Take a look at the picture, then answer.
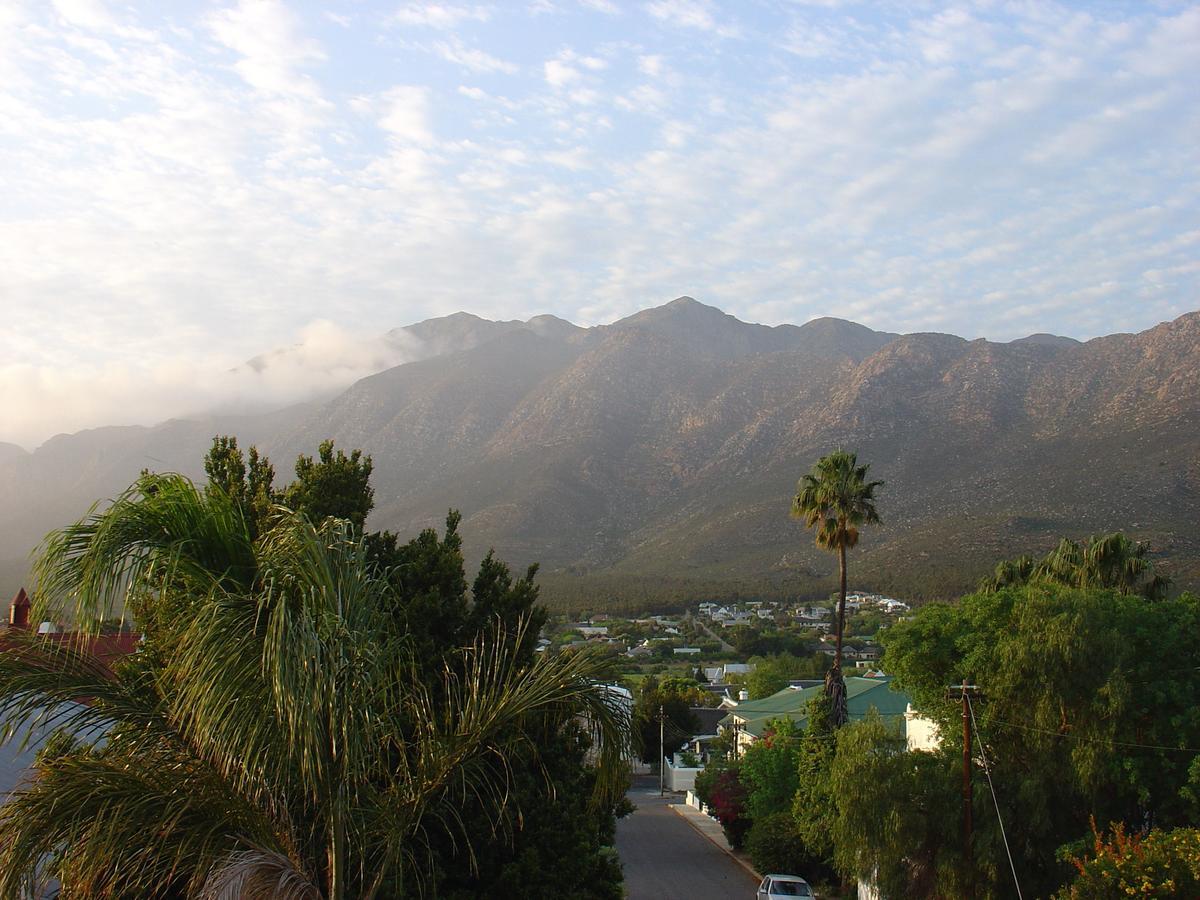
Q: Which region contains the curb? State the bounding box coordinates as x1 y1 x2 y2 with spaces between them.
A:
668 804 761 883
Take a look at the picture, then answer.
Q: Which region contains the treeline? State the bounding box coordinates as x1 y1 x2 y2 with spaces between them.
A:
537 572 832 616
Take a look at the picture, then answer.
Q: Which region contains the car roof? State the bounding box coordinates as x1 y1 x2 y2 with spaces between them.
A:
765 874 810 882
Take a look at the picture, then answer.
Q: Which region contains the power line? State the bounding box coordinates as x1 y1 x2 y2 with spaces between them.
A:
985 717 1200 754
968 694 1023 900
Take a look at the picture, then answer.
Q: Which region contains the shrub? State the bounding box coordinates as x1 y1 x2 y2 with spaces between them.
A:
695 761 752 849
746 812 808 874
1057 823 1200 899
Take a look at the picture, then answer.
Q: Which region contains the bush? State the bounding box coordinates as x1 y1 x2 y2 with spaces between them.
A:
695 760 752 850
1057 824 1200 899
746 812 807 874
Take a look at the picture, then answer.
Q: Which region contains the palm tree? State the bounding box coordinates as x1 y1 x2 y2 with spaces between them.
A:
979 554 1036 593
791 450 883 727
0 474 629 899
980 533 1170 601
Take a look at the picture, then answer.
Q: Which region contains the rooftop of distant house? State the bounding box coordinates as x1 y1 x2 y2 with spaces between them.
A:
3 588 140 668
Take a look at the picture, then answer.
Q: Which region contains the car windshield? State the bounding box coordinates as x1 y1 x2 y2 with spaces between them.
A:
771 883 812 896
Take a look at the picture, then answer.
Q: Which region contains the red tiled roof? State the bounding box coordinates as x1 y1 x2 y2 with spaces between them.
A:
0 631 141 671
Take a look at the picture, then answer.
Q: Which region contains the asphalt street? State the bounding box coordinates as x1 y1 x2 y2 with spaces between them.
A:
615 777 759 900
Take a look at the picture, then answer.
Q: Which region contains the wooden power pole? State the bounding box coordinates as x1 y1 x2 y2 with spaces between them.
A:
949 680 983 896
659 704 665 796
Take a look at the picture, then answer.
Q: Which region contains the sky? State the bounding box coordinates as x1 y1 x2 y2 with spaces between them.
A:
1 0 1198 448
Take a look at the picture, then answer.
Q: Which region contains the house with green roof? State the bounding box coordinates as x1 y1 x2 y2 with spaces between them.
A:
721 675 912 754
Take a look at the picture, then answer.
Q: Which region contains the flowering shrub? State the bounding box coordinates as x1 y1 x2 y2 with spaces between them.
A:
695 761 752 849
1057 822 1200 898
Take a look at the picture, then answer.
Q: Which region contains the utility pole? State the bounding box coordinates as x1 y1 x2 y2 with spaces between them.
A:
659 704 666 796
949 680 983 897
962 679 973 887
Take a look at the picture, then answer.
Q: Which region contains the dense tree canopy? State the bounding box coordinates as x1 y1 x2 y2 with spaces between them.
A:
879 581 1200 896
631 675 709 763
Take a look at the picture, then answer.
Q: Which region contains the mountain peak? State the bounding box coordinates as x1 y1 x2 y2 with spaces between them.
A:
1009 332 1080 349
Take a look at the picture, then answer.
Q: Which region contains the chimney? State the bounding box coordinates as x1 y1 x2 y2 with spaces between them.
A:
738 689 749 701
9 588 31 629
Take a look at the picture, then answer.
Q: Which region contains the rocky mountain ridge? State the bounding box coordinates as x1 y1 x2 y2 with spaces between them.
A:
2 298 1197 605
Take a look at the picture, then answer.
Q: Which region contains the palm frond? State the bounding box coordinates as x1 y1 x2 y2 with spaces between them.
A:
0 740 280 898
33 474 256 631
199 849 322 900
0 632 169 751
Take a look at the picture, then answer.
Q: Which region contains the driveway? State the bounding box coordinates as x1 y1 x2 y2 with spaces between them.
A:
615 777 759 900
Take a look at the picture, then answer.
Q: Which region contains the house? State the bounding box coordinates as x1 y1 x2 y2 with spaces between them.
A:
2 589 136 808
703 662 755 683
904 703 942 752
4 588 140 667
700 683 734 702
720 677 913 756
673 647 701 656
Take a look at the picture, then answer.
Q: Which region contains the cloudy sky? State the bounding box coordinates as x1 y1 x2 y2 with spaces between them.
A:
1 0 1198 448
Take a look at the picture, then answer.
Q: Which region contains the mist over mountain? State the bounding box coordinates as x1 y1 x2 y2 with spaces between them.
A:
2 298 1197 605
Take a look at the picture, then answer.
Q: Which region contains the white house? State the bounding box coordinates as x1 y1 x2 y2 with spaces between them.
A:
904 703 942 752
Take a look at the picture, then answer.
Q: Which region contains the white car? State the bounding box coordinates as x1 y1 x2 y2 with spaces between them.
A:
757 873 814 898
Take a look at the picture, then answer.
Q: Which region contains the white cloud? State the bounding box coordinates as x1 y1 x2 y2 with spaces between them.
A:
2 1 1198 446
544 56 580 87
637 53 663 76
208 0 325 98
0 321 425 449
390 4 491 29
51 0 115 31
645 0 737 37
433 37 518 73
376 85 434 143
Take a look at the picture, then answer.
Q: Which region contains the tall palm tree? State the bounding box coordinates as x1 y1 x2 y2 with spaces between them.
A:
0 475 629 899
791 450 883 727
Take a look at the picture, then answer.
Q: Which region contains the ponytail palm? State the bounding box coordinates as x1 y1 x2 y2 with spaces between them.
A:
0 477 629 898
791 449 882 727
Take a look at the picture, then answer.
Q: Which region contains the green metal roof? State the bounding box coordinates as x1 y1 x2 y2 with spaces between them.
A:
722 676 911 739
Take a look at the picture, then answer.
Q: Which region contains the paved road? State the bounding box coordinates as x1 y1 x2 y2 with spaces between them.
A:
616 777 759 900
692 615 735 654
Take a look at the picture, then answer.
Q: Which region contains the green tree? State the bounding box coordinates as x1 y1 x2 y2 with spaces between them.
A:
821 714 965 897
791 449 882 726
792 693 836 860
745 653 828 699
284 439 375 530
741 718 803 820
631 675 704 763
881 581 1200 897
745 812 816 880
3 474 630 899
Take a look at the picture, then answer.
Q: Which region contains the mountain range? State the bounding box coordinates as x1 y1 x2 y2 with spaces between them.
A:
3 297 1198 609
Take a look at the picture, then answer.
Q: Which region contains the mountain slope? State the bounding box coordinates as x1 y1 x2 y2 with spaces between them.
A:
2 301 1197 604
